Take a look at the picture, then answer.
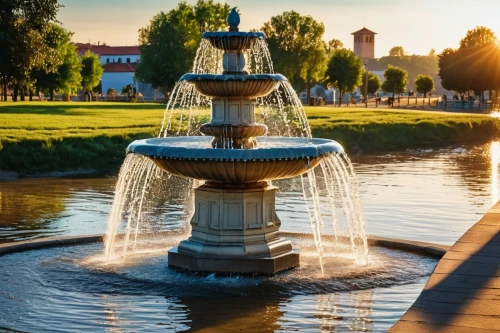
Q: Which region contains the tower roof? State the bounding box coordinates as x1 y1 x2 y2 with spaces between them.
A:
351 27 377 35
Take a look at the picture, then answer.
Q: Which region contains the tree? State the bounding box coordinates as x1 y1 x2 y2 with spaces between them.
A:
193 0 230 32
135 1 230 95
415 74 434 97
0 0 61 101
324 48 364 106
359 71 382 96
460 26 497 49
262 11 327 103
389 46 405 57
438 27 500 97
80 51 103 101
107 88 116 98
377 55 439 92
381 65 408 97
438 48 463 92
56 44 82 99
325 38 343 56
31 24 82 101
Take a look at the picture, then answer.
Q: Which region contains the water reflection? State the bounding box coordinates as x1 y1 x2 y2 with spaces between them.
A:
0 177 114 242
1 142 500 246
87 292 378 332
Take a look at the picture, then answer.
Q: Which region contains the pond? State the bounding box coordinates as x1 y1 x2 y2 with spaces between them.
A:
0 141 498 332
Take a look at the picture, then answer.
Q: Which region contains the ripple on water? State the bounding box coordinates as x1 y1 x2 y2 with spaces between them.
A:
0 239 436 332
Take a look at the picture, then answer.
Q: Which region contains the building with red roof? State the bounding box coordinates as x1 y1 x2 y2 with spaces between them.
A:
76 42 157 98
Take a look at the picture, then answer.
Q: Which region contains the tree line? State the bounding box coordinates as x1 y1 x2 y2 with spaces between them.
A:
136 4 442 105
0 0 103 101
3 0 498 105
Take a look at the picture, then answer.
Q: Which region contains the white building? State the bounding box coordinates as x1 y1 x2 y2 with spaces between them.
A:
75 43 158 99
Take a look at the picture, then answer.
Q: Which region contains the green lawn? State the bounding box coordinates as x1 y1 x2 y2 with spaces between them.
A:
305 106 500 151
305 106 492 126
0 102 499 174
0 102 166 143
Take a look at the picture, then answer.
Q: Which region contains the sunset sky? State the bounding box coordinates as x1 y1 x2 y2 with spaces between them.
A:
58 0 500 57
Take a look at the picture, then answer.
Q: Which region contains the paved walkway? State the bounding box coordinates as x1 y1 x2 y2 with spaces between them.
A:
390 201 500 332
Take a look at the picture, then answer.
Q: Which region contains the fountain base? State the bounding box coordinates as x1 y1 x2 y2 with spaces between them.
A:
168 247 299 275
167 181 300 274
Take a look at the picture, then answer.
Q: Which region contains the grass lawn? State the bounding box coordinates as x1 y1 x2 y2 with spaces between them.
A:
305 106 500 151
0 102 499 174
305 106 493 126
0 102 166 143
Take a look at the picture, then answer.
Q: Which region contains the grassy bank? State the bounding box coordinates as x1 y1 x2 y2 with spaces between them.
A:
1 102 499 175
0 102 166 175
306 107 500 152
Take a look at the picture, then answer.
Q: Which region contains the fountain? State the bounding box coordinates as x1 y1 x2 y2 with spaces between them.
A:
107 8 367 274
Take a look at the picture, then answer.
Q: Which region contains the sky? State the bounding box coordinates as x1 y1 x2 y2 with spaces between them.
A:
58 0 500 57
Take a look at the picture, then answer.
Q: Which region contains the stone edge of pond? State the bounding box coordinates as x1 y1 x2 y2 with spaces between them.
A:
0 232 449 258
389 201 500 333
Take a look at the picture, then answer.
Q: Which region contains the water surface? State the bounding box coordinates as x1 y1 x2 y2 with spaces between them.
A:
1 141 498 332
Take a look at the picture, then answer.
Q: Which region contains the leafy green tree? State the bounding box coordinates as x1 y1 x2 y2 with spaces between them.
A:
415 74 434 97
193 0 230 32
326 38 343 56
439 26 500 97
262 11 327 103
32 24 82 101
460 26 497 49
359 71 382 96
438 48 466 93
324 48 364 106
135 1 230 95
389 46 405 57
381 65 408 97
107 88 116 98
80 51 103 101
0 0 61 101
377 55 439 92
57 44 83 99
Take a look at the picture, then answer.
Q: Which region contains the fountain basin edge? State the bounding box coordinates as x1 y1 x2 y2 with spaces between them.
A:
0 233 449 258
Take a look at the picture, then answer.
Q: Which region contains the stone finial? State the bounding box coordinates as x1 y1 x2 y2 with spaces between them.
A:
227 7 240 31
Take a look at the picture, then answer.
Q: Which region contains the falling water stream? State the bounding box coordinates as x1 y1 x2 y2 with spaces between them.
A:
104 35 369 268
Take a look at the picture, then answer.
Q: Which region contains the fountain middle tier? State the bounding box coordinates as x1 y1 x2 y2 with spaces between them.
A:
180 74 286 99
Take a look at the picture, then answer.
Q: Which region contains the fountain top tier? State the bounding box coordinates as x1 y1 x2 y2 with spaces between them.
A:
201 7 266 51
180 7 286 102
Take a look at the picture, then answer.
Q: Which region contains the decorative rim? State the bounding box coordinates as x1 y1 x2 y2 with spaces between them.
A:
127 137 344 161
180 73 287 82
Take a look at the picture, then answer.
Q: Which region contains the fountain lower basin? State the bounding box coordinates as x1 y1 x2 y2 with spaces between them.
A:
127 137 343 183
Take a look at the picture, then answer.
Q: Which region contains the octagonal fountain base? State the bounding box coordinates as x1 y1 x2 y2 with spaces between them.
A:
168 247 299 275
167 181 300 274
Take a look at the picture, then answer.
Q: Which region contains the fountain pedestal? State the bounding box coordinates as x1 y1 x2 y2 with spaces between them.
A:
168 182 299 274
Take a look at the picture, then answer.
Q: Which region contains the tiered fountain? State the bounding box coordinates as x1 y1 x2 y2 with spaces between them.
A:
127 8 343 274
